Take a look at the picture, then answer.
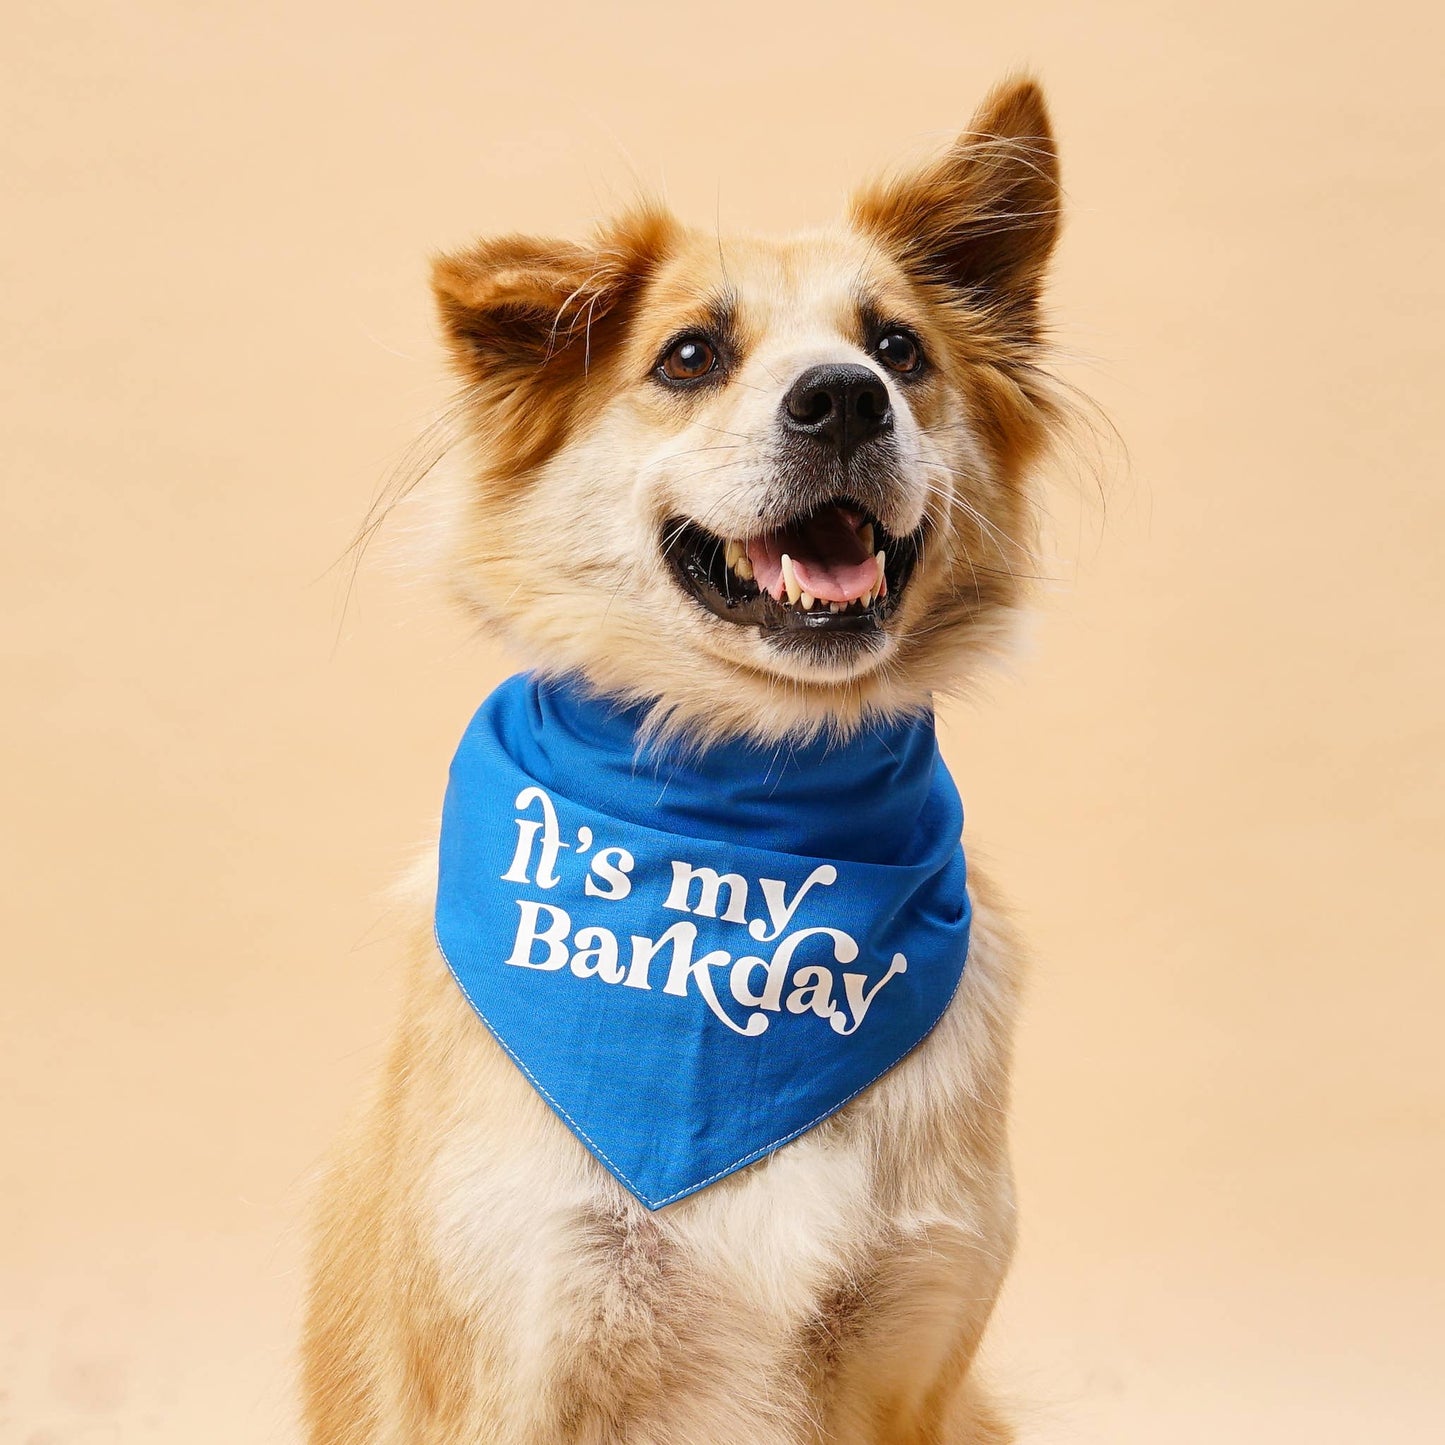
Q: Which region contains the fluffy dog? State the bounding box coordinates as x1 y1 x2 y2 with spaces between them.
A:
303 75 1066 1445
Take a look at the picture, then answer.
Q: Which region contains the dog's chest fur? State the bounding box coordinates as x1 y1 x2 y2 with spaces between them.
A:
306 864 1021 1443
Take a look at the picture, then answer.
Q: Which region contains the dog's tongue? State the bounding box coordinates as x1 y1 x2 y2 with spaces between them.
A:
747 505 878 603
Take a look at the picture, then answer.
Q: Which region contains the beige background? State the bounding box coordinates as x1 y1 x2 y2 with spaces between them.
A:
4 1 1443 1440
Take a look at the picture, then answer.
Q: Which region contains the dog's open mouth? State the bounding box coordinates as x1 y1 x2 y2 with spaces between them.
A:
664 499 920 639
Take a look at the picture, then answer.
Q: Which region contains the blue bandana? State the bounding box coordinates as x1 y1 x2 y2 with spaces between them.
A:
434 674 971 1210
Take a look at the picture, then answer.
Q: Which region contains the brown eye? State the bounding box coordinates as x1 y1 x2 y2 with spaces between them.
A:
659 335 718 382
875 329 922 375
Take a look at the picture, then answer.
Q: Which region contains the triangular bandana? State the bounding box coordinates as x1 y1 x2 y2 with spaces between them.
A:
434 674 971 1209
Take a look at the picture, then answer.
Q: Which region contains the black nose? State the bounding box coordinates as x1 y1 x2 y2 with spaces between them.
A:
781 364 893 458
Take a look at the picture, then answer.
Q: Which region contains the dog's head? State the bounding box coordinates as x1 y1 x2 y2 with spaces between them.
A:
430 78 1063 741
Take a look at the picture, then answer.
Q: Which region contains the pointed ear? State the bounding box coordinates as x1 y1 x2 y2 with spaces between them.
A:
431 206 677 384
851 77 1061 335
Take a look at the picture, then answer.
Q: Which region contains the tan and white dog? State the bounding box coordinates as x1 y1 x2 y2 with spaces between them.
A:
303 76 1066 1445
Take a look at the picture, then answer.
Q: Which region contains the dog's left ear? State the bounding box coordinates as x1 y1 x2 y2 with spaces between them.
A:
851 77 1061 340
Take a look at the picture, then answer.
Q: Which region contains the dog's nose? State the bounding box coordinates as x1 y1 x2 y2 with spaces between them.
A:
781 364 893 458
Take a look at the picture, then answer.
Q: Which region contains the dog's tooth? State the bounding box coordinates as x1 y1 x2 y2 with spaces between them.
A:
781 553 801 604
725 538 743 568
860 522 875 553
734 555 754 582
830 600 843 612
800 592 815 610
875 550 887 597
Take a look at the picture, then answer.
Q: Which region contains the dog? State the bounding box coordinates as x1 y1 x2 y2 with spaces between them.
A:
302 75 1066 1445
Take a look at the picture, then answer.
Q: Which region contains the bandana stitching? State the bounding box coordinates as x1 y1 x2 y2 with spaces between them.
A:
433 916 970 1208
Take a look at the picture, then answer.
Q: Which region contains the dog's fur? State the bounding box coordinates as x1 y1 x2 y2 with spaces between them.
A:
303 77 1065 1444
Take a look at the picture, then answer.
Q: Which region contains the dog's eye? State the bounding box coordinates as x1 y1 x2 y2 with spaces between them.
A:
659 335 718 383
874 330 923 375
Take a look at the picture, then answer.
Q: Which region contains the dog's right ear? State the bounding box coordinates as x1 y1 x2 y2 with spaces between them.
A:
432 207 677 386
432 235 598 377
431 207 677 475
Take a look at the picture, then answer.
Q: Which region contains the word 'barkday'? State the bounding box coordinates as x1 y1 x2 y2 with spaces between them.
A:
499 787 907 1037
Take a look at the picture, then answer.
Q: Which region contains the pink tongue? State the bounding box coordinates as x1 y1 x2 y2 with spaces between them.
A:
789 552 878 603
746 509 878 604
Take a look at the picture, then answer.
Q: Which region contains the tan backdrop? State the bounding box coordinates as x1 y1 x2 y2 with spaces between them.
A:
4 2 1442 1440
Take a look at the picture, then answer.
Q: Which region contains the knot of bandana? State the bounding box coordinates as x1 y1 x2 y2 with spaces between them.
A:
434 674 971 1209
